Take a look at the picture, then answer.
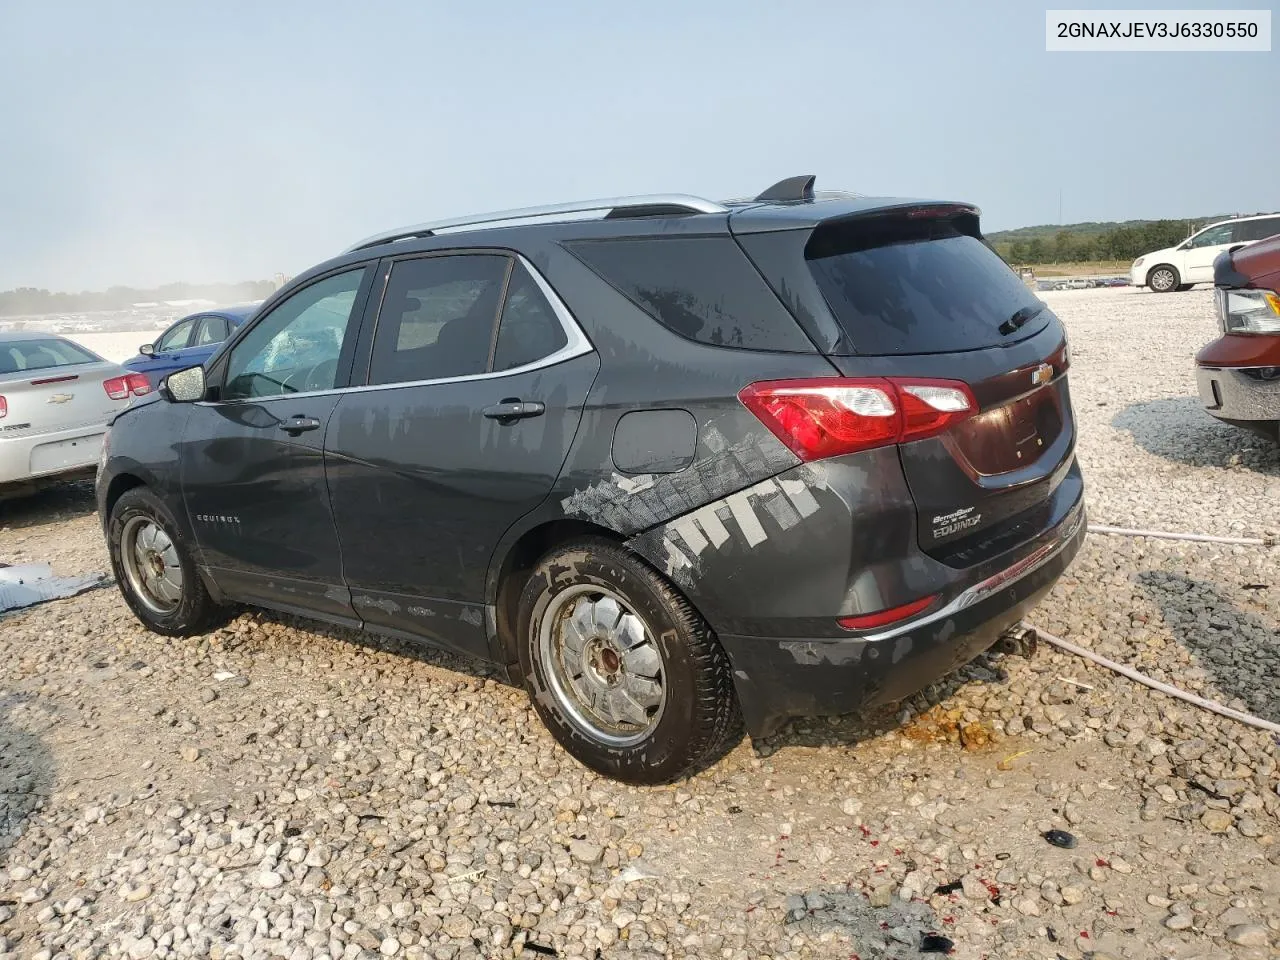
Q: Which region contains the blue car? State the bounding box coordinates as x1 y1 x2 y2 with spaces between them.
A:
123 304 259 387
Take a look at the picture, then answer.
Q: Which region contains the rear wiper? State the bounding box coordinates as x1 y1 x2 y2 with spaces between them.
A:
999 304 1045 336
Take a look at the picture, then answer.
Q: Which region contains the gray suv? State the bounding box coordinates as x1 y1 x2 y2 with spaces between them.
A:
97 175 1085 783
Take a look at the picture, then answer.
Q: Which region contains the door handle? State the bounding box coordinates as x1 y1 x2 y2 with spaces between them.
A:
482 399 545 423
279 415 322 435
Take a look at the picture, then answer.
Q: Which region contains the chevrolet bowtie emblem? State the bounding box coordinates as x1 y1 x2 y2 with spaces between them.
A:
47 393 74 404
1031 363 1053 386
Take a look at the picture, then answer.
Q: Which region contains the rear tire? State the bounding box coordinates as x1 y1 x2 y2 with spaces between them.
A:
516 538 742 784
108 486 229 636
1147 265 1179 292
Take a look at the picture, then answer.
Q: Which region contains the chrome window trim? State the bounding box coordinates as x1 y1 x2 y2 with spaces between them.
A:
199 253 594 407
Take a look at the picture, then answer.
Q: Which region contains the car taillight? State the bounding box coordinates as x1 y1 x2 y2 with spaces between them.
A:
0 395 6 419
104 373 152 400
738 377 977 461
837 594 938 631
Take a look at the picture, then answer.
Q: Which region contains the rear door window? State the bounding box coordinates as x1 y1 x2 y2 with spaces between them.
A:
367 255 509 386
195 315 231 345
565 236 811 352
805 218 1047 356
1241 217 1280 243
492 262 568 371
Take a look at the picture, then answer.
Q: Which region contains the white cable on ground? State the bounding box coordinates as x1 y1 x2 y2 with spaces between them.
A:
1025 623 1280 736
1088 523 1274 547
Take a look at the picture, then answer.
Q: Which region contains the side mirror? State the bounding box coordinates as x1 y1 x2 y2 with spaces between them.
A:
140 343 155 357
160 365 206 403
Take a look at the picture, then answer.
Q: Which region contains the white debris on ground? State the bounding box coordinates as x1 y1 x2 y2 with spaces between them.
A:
1 286 1278 960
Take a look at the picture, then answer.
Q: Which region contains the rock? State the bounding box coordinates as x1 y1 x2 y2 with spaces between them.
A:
120 882 152 902
569 840 603 864
785 894 808 922
305 844 332 867
441 915 474 939
380 937 401 956
1224 924 1268 947
868 882 895 908
1060 885 1084 905
1201 810 1233 833
1013 897 1040 917
257 871 284 889
1164 913 1193 931
181 746 200 762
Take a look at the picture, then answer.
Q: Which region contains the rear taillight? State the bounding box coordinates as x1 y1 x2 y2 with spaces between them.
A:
0 395 6 419
738 377 977 461
837 594 938 631
104 373 152 400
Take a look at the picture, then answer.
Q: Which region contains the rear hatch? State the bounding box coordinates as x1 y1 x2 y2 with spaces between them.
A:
741 205 1078 567
0 338 141 438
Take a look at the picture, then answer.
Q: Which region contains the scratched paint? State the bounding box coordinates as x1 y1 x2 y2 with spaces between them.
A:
630 464 831 587
354 594 401 616
560 424 797 535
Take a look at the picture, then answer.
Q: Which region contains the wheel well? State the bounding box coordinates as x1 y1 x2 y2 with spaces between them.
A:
104 473 145 520
494 519 623 675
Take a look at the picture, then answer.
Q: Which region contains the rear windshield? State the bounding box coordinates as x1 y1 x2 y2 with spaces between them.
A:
806 218 1046 355
0 338 98 375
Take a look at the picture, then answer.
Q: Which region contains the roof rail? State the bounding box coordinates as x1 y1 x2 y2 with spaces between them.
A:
343 194 728 253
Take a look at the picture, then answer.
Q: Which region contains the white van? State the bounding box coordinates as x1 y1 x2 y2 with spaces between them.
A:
1130 213 1280 292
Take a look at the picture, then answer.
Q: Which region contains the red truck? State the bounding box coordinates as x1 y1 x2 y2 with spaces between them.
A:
1197 234 1280 442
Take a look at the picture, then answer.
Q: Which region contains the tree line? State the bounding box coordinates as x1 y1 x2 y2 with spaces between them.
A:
0 280 277 317
991 220 1200 265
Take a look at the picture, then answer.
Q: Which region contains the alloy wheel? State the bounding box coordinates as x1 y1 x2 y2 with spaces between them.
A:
538 585 667 746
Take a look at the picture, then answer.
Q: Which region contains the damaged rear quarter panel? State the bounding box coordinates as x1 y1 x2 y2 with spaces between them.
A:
627 449 951 637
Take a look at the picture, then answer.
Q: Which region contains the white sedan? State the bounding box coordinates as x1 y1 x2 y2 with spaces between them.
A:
0 332 150 487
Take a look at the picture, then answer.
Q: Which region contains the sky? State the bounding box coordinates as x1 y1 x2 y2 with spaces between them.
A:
0 1 1276 291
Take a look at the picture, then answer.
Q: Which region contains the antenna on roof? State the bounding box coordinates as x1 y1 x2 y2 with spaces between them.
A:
754 175 817 203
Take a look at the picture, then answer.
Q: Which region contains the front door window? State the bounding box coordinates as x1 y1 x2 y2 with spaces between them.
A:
224 269 367 400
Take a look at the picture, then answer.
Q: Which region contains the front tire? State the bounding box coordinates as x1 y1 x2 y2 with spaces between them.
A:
516 538 741 784
108 487 229 636
1147 265 1180 292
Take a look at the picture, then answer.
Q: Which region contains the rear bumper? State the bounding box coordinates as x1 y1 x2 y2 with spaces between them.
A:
1196 365 1280 425
0 424 107 484
720 499 1086 738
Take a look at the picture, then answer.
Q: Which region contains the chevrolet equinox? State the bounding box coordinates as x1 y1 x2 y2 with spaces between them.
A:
97 175 1086 783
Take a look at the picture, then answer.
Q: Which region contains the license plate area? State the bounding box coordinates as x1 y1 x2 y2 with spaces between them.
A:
29 433 103 474
948 384 1064 477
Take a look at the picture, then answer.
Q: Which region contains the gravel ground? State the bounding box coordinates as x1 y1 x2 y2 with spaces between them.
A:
2 286 1278 960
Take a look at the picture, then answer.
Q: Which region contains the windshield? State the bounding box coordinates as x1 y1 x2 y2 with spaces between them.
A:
0 338 99 375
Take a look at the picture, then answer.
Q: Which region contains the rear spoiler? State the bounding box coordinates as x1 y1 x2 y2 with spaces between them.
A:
728 197 981 235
